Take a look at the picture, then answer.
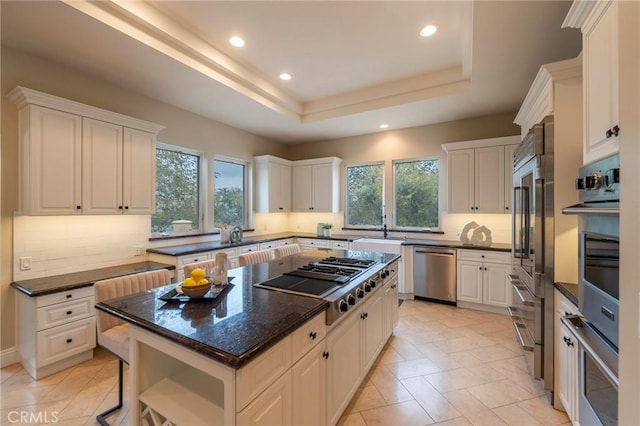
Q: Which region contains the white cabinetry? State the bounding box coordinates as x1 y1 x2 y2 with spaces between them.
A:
17 286 96 379
383 264 400 337
456 250 511 312
564 1 618 164
296 238 331 251
326 311 361 425
254 155 292 213
554 289 580 423
361 292 384 373
291 343 326 426
10 87 163 216
292 157 342 212
444 136 519 214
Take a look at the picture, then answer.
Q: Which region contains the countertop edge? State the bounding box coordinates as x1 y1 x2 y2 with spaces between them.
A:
95 300 329 369
554 282 579 307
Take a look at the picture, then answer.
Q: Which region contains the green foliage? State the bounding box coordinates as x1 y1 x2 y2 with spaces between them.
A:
395 160 439 228
214 187 244 227
152 149 200 233
346 164 383 226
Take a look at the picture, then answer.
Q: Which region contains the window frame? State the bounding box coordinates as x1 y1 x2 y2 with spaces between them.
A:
211 155 252 230
344 161 385 229
392 156 441 231
152 142 206 237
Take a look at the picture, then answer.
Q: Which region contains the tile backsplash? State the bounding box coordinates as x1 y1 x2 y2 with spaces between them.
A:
13 215 151 281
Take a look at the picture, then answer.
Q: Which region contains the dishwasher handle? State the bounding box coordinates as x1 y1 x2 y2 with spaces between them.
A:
414 249 456 256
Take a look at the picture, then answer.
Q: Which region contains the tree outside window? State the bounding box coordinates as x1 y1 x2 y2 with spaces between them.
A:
152 147 200 234
394 158 439 229
346 163 383 227
213 159 246 228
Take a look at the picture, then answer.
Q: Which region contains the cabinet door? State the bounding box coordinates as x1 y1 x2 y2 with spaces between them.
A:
557 322 578 422
237 370 292 426
474 146 505 213
362 292 384 372
456 261 482 303
383 277 399 338
448 149 475 213
326 312 361 425
24 106 82 215
311 163 333 212
82 118 123 214
504 144 518 214
292 343 326 426
292 165 313 211
278 163 292 212
123 128 156 214
583 1 619 164
482 263 510 307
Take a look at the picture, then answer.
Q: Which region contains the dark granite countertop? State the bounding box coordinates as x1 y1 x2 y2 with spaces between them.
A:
11 261 176 297
96 249 399 369
555 282 579 307
148 233 511 256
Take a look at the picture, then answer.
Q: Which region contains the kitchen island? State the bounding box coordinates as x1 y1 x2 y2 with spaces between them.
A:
96 249 400 426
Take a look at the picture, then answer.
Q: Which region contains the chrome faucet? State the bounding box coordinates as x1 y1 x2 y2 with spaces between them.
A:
381 206 388 238
382 223 388 239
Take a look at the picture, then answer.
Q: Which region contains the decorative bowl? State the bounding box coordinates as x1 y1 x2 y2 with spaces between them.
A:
179 283 211 298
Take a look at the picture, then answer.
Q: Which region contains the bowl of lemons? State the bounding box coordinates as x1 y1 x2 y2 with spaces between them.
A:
180 268 211 298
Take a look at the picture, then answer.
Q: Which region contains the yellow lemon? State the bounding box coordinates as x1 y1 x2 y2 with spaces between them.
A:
199 278 210 285
190 268 206 281
182 277 198 287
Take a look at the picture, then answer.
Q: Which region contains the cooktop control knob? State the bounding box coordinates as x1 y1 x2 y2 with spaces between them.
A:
356 288 364 298
364 283 371 292
605 168 620 188
575 178 585 190
382 269 390 278
584 173 603 190
347 294 356 305
339 300 348 312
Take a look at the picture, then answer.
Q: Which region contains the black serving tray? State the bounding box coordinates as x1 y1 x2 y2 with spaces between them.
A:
159 279 234 303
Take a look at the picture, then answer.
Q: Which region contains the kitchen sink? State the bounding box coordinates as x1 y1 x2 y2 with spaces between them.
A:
352 238 403 254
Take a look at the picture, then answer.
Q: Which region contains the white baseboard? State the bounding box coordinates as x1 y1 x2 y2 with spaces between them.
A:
1 346 20 368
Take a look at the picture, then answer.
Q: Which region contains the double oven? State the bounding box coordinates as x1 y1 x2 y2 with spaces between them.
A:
562 154 620 425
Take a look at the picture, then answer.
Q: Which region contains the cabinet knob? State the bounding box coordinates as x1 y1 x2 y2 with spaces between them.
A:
76 205 81 210
505 206 509 210
125 206 129 210
484 267 487 271
322 351 329 359
66 310 72 315
66 338 73 344
309 331 317 340
66 294 73 299
118 206 123 210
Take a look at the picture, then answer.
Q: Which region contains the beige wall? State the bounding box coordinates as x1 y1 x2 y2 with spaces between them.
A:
0 46 288 353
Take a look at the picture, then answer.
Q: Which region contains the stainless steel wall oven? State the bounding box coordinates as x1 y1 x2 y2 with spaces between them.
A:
562 153 620 425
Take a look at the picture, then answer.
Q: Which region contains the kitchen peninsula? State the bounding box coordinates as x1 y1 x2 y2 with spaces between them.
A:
96 249 400 426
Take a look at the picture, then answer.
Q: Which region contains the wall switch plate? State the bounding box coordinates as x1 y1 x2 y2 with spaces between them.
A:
134 246 145 256
20 256 32 271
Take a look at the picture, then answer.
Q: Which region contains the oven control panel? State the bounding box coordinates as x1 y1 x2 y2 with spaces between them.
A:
575 154 620 203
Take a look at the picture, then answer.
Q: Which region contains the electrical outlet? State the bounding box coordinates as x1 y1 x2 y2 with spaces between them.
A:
134 246 145 256
20 256 32 271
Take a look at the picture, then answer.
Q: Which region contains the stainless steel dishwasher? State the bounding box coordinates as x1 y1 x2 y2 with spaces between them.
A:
412 246 457 304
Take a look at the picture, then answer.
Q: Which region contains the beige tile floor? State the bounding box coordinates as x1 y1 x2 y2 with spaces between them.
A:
1 299 569 425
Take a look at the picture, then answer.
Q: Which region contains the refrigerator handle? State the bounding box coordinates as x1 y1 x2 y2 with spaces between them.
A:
512 186 522 259
534 178 544 274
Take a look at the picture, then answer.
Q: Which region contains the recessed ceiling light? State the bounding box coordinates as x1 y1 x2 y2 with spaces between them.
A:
279 73 292 81
379 124 389 129
229 36 245 47
420 24 438 37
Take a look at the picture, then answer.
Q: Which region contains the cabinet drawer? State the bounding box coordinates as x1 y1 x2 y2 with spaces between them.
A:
330 241 349 249
178 252 210 267
35 286 94 308
259 242 277 250
291 313 326 363
237 335 292 411
36 296 95 331
238 245 260 255
275 239 295 247
214 247 238 259
457 249 510 264
36 317 96 367
297 239 330 248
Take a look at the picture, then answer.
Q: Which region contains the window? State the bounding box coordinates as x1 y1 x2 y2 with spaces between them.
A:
393 158 439 229
346 163 383 227
213 158 247 228
152 144 201 235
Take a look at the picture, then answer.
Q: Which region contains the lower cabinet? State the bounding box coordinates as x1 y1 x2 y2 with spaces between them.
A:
554 289 580 423
456 250 511 311
292 339 327 426
237 371 293 426
383 269 399 337
362 292 384 373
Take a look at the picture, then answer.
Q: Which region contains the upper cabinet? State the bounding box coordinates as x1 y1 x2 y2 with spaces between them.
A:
254 155 292 213
10 87 164 216
563 1 618 164
444 137 519 214
292 157 342 213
